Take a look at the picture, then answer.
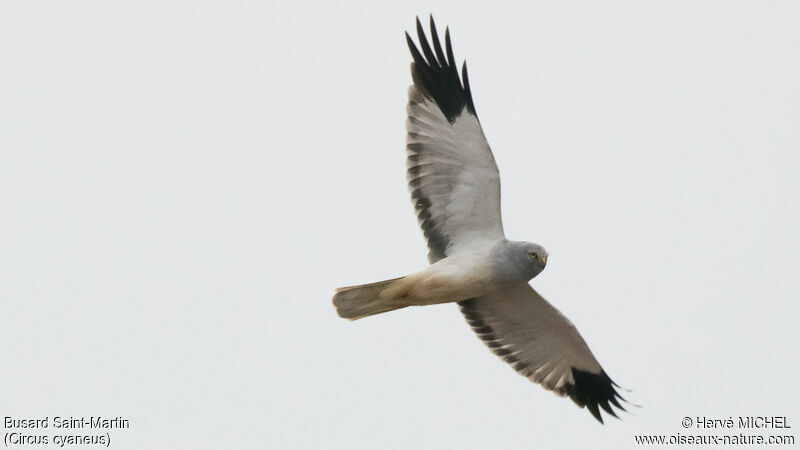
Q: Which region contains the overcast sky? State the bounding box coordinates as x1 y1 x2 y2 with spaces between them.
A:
1 1 799 449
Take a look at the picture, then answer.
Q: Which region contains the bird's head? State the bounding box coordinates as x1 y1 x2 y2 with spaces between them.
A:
523 242 548 278
493 241 548 282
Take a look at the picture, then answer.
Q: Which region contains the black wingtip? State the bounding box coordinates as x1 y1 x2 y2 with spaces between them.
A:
406 16 477 122
565 368 628 424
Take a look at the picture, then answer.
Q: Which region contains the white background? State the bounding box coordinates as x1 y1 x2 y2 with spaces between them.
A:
1 1 798 449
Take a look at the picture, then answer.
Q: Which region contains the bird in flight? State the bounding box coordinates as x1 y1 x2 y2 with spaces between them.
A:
333 16 627 423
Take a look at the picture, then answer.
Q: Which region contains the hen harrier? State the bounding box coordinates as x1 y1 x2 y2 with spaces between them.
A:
333 16 627 423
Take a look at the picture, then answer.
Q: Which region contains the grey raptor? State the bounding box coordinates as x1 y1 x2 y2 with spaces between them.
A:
333 16 628 423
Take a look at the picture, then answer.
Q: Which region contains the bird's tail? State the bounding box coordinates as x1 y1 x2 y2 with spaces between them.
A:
333 277 406 320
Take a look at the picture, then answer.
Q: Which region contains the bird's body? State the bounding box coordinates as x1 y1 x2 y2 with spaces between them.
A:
335 240 547 318
333 16 628 423
380 249 496 307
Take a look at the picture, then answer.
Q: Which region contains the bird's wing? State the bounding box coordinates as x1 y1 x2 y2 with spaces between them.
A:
459 283 626 423
405 17 504 263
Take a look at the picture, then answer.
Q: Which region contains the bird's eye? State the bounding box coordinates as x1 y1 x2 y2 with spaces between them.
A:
528 252 537 260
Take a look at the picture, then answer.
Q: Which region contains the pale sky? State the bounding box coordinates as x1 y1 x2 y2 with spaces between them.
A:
1 1 798 449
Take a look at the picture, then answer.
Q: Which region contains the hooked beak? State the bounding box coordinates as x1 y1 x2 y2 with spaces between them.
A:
541 255 547 265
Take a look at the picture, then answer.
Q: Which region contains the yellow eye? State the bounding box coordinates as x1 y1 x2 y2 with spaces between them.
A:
528 252 537 260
